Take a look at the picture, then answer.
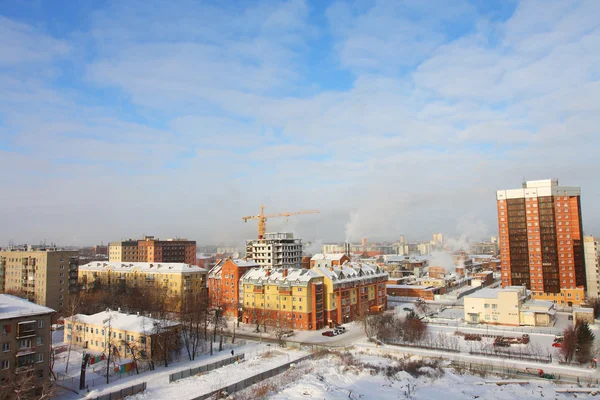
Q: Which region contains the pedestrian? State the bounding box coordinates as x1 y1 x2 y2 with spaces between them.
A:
231 349 234 356
594 357 598 368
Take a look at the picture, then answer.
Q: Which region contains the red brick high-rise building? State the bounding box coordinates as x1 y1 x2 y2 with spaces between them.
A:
496 179 586 305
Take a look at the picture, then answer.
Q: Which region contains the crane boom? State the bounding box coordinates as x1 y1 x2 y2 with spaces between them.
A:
242 205 320 239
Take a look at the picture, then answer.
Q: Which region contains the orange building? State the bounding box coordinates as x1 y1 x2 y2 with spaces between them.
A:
428 266 446 279
310 253 350 268
497 179 586 305
208 259 260 317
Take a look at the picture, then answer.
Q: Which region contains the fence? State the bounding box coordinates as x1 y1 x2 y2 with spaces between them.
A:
169 353 245 383
468 349 552 364
383 338 461 353
90 382 147 400
448 360 599 386
191 353 315 400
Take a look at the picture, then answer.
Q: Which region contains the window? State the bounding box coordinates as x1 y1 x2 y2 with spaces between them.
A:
37 320 44 329
140 336 146 344
36 353 43 363
1 360 8 370
37 337 43 346
492 304 497 309
484 304 490 309
2 343 9 352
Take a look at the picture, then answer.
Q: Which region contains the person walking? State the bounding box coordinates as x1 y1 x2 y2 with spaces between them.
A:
231 349 234 356
593 357 597 368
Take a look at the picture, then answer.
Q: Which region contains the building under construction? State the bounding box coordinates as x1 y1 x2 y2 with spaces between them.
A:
245 232 303 269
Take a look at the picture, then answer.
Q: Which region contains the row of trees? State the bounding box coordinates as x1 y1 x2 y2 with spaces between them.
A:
559 321 595 365
361 311 428 344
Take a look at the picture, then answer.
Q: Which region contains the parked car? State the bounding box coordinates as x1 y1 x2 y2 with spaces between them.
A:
322 331 334 337
552 342 562 348
554 335 564 343
493 339 510 347
403 307 412 312
335 326 346 332
334 328 345 335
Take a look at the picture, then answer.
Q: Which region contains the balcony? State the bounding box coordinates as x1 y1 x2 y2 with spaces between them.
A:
17 321 36 339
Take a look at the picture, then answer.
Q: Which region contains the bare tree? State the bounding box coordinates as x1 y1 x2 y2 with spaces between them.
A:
179 291 209 361
559 325 577 364
0 371 56 400
63 294 82 374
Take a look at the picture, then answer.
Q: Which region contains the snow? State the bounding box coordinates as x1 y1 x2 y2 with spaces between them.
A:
79 261 206 274
64 310 178 333
0 294 55 318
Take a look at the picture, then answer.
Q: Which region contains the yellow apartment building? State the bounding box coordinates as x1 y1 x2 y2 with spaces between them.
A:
78 262 207 307
64 309 179 361
240 268 325 330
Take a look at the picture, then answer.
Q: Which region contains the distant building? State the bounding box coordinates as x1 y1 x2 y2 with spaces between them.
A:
109 236 196 264
64 309 180 362
497 179 586 305
310 254 350 268
469 241 499 256
245 232 302 269
0 249 78 318
386 285 445 301
464 286 555 327
432 233 443 246
584 236 599 299
0 295 54 391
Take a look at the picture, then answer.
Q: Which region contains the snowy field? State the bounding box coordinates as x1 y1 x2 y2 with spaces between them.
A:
235 348 600 400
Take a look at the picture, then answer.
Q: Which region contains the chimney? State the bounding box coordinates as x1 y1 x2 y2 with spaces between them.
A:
283 268 288 278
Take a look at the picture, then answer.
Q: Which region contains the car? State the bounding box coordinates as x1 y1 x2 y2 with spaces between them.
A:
332 330 339 336
321 331 334 337
335 326 346 332
403 307 412 312
493 340 510 347
333 329 344 335
552 342 562 348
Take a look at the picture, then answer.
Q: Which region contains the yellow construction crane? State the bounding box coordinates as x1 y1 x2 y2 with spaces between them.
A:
242 205 320 239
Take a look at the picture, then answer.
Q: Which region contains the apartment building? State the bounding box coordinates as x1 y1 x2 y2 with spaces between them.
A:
497 179 586 305
78 262 207 304
0 295 54 393
0 249 78 317
313 262 388 326
245 232 302 269
239 267 325 330
207 259 259 317
64 309 180 361
464 286 555 327
108 236 196 264
584 236 600 299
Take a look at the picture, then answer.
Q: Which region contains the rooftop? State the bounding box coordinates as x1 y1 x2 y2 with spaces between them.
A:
311 253 347 261
0 295 55 319
65 310 179 333
241 267 321 284
79 261 206 274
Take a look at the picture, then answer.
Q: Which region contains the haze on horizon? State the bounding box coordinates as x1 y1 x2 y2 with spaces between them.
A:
1 0 599 247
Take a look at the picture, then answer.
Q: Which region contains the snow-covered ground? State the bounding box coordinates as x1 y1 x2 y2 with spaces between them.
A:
236 348 600 400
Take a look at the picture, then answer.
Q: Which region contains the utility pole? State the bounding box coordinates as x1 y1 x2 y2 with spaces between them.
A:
103 314 114 385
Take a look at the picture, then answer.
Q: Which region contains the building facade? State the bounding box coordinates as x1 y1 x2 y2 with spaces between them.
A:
0 249 78 317
584 236 599 299
313 262 388 326
78 262 207 307
310 253 350 268
464 286 555 327
245 232 302 269
64 309 180 362
109 236 196 264
207 259 259 317
240 267 325 330
496 179 586 305
0 295 54 394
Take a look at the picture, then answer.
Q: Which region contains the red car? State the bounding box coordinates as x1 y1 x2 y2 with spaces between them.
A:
322 331 334 337
552 342 562 348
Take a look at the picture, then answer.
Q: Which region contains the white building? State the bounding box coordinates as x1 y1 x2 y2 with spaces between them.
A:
245 232 303 269
584 236 600 299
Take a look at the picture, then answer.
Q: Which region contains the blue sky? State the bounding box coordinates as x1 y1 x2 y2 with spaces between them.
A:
1 0 599 247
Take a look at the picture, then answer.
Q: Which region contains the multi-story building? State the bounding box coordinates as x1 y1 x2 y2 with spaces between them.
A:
464 286 555 327
310 253 350 268
245 233 302 269
207 259 259 317
64 309 180 362
108 240 138 262
432 233 443 247
0 295 54 393
78 262 207 307
239 267 325 330
0 249 78 317
584 236 599 299
108 236 196 264
313 262 388 326
496 179 586 306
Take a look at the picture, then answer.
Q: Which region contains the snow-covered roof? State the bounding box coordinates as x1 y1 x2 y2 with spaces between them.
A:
65 310 179 333
0 295 55 319
241 267 321 286
387 284 434 290
310 253 347 261
79 262 206 275
521 300 555 311
314 261 388 284
465 286 526 300
209 259 261 278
